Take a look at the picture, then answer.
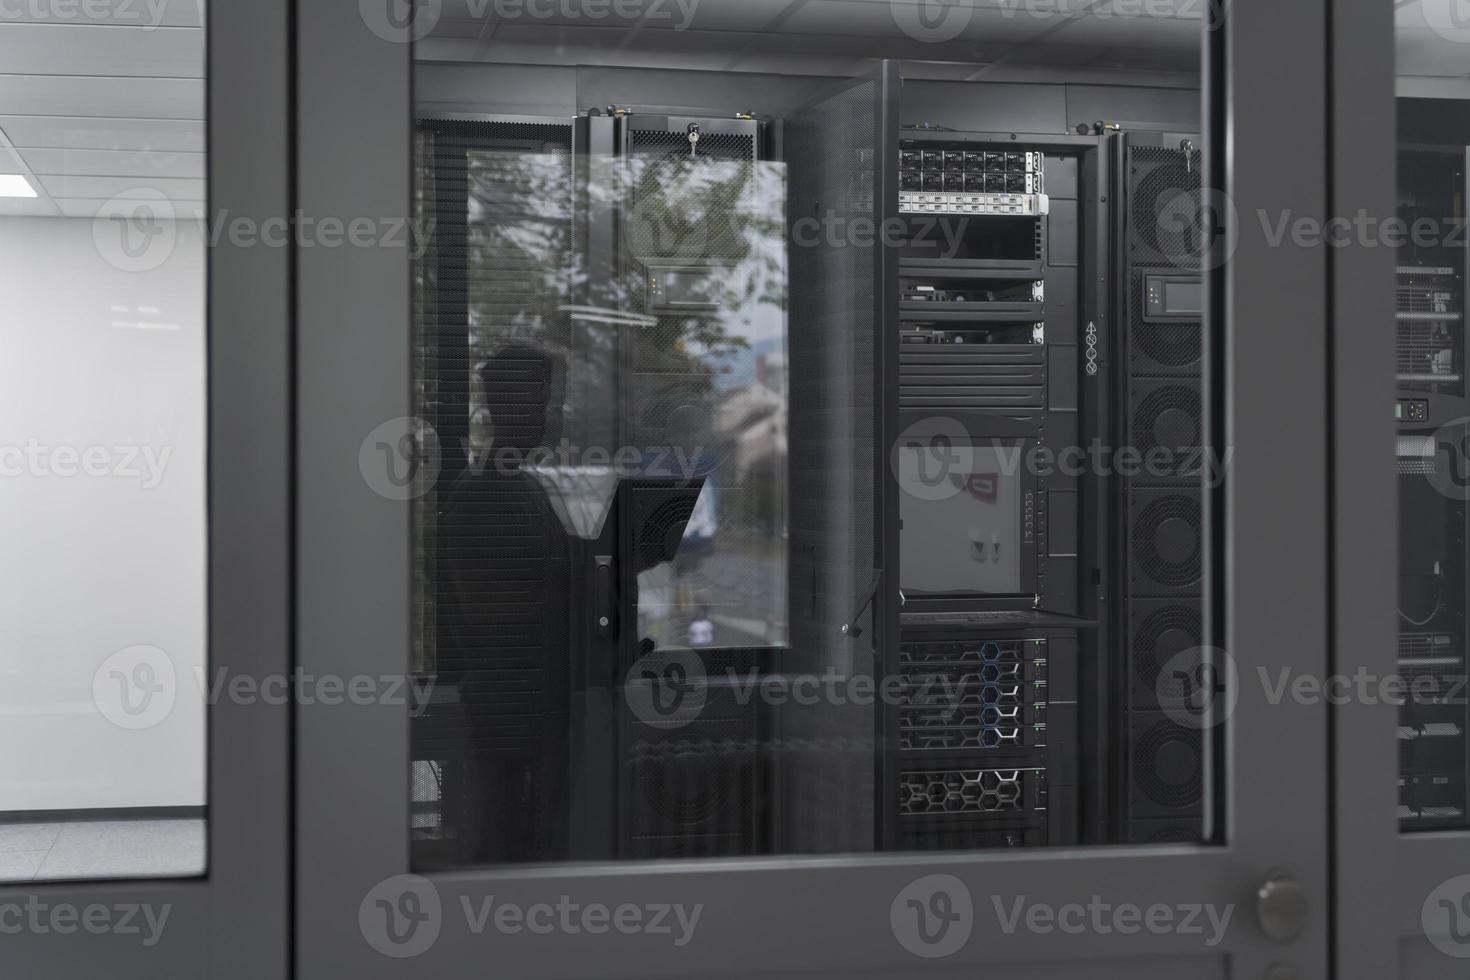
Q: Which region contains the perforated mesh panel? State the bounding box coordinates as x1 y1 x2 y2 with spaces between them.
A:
1131 720 1203 810
899 769 1025 816
1129 147 1204 269
1130 491 1204 594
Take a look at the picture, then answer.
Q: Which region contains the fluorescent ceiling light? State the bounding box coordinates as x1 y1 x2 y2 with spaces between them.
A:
0 174 37 198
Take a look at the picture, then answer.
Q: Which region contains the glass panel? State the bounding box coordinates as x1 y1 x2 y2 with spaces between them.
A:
0 4 207 880
402 0 1214 867
1395 4 1470 832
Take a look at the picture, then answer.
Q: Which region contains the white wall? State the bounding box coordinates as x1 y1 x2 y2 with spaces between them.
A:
0 215 206 812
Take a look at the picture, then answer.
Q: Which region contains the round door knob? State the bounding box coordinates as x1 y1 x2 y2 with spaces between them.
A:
1256 875 1308 942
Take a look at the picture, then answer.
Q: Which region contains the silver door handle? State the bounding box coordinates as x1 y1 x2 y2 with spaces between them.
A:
1256 874 1308 942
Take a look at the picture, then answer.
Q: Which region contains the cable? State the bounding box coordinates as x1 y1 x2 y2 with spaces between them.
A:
1399 562 1444 627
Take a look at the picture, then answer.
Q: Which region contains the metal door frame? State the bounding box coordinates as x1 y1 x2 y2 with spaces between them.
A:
1329 3 1470 979
295 1 1337 977
4 1 292 976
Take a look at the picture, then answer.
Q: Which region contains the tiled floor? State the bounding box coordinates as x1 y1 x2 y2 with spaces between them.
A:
0 818 205 882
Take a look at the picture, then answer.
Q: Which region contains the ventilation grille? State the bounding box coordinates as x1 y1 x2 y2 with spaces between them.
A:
1130 492 1204 594
1129 147 1204 269
1131 382 1203 459
1398 321 1457 380
899 641 1032 752
1132 719 1203 810
1132 603 1204 699
899 769 1026 816
1128 276 1202 374
1398 284 1455 314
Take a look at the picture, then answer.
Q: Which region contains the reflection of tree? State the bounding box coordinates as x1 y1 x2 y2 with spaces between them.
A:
414 131 791 653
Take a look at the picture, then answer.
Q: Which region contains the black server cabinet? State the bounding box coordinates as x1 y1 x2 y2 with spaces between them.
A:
1113 131 1209 845
886 128 1110 851
1395 143 1470 830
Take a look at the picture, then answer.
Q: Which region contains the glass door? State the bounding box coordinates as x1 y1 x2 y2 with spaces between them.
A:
1341 3 1470 978
297 1 1336 977
2 1 290 977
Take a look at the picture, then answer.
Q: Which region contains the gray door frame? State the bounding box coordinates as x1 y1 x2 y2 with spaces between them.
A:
1328 2 1401 980
2 1 292 977
1333 5 1470 978
294 1 1337 977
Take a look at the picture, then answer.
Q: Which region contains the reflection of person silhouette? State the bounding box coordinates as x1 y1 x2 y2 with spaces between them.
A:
688 607 715 648
437 346 569 864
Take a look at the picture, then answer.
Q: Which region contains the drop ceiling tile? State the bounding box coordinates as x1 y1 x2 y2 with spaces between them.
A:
0 0 203 27
0 75 203 120
0 115 204 153
0 24 203 77
0 146 25 171
38 174 203 200
21 147 205 179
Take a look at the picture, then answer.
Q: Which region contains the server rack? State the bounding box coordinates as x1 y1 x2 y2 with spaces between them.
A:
1395 143 1470 830
885 129 1110 851
406 71 1223 865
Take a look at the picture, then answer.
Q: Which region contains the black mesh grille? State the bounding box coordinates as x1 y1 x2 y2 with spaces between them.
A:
1130 492 1204 594
1131 603 1204 699
1129 147 1204 269
1130 381 1203 465
1132 720 1203 810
